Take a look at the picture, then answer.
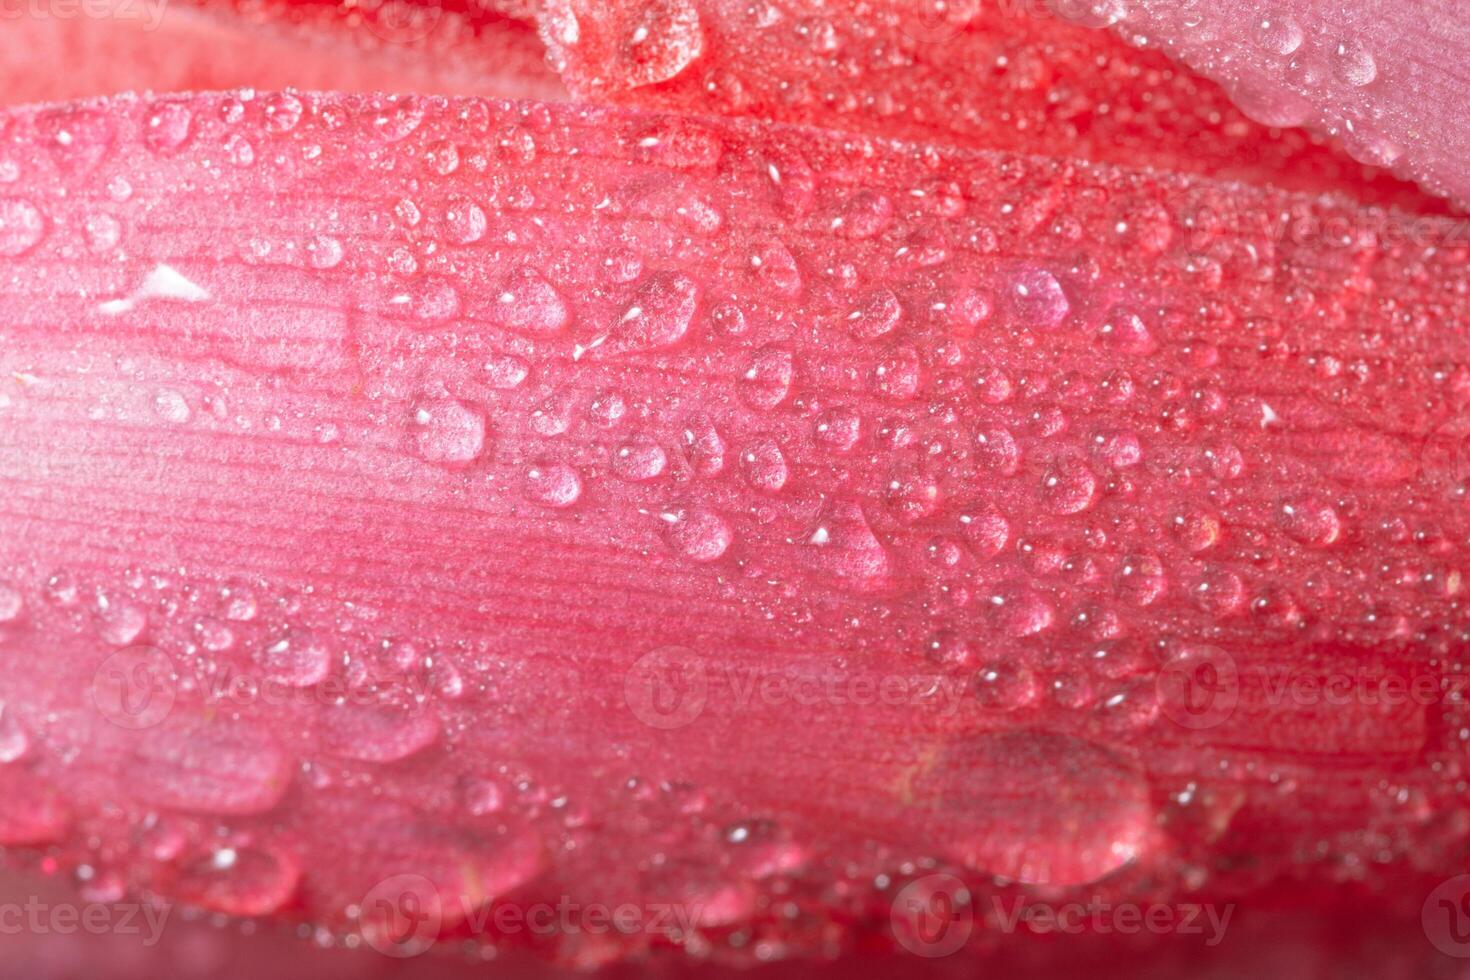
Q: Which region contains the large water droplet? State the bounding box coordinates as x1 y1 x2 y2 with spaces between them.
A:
660 505 733 562
167 845 300 916
910 730 1154 885
594 271 698 356
1278 494 1343 546
741 346 794 410
740 436 788 493
1009 268 1069 330
523 462 583 508
620 0 705 88
257 631 333 687
411 397 486 466
805 501 892 592
492 268 569 337
0 198 44 257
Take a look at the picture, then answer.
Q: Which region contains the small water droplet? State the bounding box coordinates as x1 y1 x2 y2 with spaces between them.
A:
0 704 30 763
660 505 733 562
523 462 583 508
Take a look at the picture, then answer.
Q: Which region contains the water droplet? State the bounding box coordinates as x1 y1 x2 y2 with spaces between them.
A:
256 631 333 687
959 505 1009 556
848 287 903 340
974 660 1039 710
412 397 486 466
833 190 894 240
84 212 121 252
0 584 22 623
153 388 191 424
144 100 193 154
660 505 733 562
1253 12 1303 55
1098 306 1154 354
484 353 530 389
1333 39 1377 86
167 845 300 917
262 92 303 133
597 271 698 356
523 462 583 508
320 702 441 763
97 595 148 646
741 346 794 410
814 406 861 453
305 234 343 270
974 426 1020 476
739 436 788 493
0 198 44 257
492 268 569 337
1115 553 1168 606
924 631 975 669
680 414 726 476
131 719 291 814
871 346 922 402
1278 494 1343 546
1009 268 1069 330
1191 567 1246 617
985 583 1054 637
805 501 892 592
444 195 487 244
0 704 30 763
912 730 1152 885
620 0 705 88
612 436 668 481
1039 457 1098 514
